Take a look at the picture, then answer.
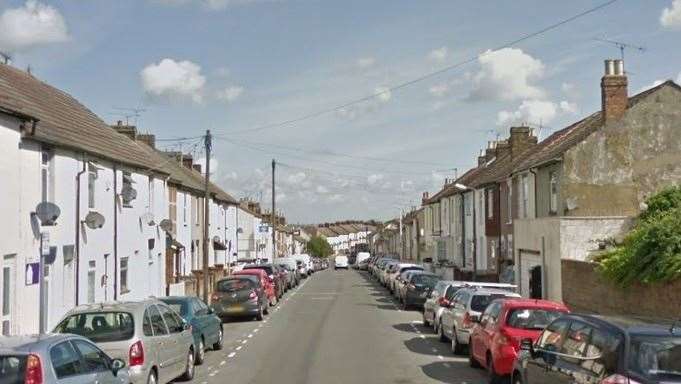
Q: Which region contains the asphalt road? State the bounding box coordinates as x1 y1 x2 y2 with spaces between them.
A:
190 269 487 384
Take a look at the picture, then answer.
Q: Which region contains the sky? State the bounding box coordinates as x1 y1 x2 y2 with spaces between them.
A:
1 0 681 223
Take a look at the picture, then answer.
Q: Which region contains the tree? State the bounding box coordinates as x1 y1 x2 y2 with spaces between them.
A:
307 235 333 258
597 186 681 287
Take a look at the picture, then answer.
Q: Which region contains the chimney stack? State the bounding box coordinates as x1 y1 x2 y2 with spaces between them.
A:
421 191 429 205
137 134 156 149
601 59 628 123
111 122 137 141
508 126 537 157
182 154 193 169
193 164 202 174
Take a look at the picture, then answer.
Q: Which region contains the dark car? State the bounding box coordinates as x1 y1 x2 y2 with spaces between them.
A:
400 272 440 310
159 296 223 365
512 314 681 384
243 264 286 299
211 275 269 321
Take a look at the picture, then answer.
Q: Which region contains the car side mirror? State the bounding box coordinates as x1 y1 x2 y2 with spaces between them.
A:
111 358 126 377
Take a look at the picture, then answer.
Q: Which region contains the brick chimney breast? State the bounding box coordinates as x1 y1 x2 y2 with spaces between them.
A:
137 134 156 149
601 59 628 123
509 126 537 157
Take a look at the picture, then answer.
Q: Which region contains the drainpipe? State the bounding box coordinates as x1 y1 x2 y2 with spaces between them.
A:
460 195 465 272
113 165 118 301
75 156 87 306
529 169 538 218
497 185 502 282
471 191 477 282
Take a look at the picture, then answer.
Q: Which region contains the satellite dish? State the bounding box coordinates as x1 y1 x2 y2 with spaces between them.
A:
159 219 173 232
566 197 578 211
141 212 155 226
84 211 106 229
35 202 61 226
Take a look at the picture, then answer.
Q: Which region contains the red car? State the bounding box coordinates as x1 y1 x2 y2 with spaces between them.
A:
468 298 569 383
233 269 278 306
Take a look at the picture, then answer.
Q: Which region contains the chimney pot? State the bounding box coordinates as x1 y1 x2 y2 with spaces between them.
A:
601 59 628 123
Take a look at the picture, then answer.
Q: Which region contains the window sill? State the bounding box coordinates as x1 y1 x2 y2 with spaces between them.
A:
120 289 130 295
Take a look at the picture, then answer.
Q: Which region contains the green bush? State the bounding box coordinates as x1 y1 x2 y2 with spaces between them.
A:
597 186 681 286
307 236 333 258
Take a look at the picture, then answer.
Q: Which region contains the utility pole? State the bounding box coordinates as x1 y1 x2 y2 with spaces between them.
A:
202 130 212 304
271 159 276 262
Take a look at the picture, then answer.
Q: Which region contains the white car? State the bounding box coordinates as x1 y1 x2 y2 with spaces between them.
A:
334 255 349 269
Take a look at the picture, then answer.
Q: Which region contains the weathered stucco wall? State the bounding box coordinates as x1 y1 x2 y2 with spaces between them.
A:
558 217 632 261
562 259 681 319
513 217 561 300
562 84 681 217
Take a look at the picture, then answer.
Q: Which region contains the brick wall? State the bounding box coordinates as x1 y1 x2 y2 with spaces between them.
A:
562 259 681 319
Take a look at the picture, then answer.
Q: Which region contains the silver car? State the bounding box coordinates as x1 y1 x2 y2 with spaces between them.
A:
54 299 196 384
0 333 128 384
438 287 520 354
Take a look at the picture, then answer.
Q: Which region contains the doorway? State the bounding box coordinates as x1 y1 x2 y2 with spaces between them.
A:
1 254 17 335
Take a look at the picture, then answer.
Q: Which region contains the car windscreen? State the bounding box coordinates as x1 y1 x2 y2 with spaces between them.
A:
0 355 27 384
470 294 510 312
218 278 256 292
54 311 134 342
412 274 439 287
505 308 565 330
160 300 189 317
629 335 681 381
400 267 423 274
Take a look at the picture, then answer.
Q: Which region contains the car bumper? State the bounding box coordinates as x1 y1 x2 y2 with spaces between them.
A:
456 328 472 345
214 302 262 317
128 364 152 384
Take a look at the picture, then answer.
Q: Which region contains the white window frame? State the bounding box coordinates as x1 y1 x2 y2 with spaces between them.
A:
487 189 494 219
40 148 54 203
88 164 97 210
507 180 513 224
521 174 529 218
549 171 558 214
120 257 129 294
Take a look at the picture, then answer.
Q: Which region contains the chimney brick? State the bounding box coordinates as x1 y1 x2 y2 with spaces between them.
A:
111 123 137 140
182 155 193 169
508 126 538 157
601 59 628 123
137 134 156 149
193 164 202 173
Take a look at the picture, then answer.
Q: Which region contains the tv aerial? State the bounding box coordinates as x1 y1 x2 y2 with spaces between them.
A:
112 106 148 126
595 37 646 63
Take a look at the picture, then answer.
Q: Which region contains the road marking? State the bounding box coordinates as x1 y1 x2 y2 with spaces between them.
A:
236 346 242 351
241 340 248 344
419 335 426 339
248 334 253 338
253 328 259 333
438 355 444 360
444 363 451 368
227 352 236 358
220 360 226 365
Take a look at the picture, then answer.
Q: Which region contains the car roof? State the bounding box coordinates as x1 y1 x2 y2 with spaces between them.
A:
234 269 266 276
397 263 421 268
160 296 195 302
459 287 521 296
499 298 568 310
68 299 159 314
567 314 680 337
0 334 79 353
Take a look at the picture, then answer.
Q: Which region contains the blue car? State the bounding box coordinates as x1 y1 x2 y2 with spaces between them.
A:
160 296 224 365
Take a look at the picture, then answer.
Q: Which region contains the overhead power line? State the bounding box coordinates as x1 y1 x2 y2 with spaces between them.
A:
216 0 618 136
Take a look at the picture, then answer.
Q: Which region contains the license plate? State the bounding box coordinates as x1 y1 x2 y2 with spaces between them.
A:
225 305 244 313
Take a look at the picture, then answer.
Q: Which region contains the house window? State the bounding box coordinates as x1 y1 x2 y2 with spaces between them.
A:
465 195 472 216
41 148 54 203
507 181 513 224
87 164 98 209
121 171 135 207
148 177 154 209
521 174 529 218
148 239 155 263
479 191 485 222
169 186 177 232
87 261 96 303
487 189 494 219
549 171 558 214
120 257 129 293
183 194 187 224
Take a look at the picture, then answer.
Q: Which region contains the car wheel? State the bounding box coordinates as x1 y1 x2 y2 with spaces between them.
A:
402 299 409 311
512 371 524 384
270 296 278 307
451 330 463 355
438 324 447 342
213 328 224 350
195 338 205 365
487 355 503 384
180 348 195 381
468 340 481 368
422 312 430 327
256 306 264 321
147 370 157 384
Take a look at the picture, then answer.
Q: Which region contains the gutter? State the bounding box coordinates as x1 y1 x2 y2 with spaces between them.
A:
75 155 87 306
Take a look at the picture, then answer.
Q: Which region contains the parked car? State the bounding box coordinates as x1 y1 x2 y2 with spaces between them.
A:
388 264 423 294
439 287 521 354
278 262 299 288
334 255 349 270
296 260 308 278
159 296 223 365
399 272 440 310
468 298 569 383
0 333 128 384
423 280 457 330
242 264 285 299
233 269 278 306
274 264 290 293
212 275 270 321
54 299 196 384
512 314 681 384
395 270 424 301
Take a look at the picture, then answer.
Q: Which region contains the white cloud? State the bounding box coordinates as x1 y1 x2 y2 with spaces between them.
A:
141 58 206 103
429 83 450 97
356 57 375 69
469 48 546 101
286 171 306 184
276 192 287 202
367 174 384 185
559 100 578 114
316 185 329 194
223 171 238 180
374 86 392 103
328 194 344 202
335 86 391 120
0 1 69 53
195 157 219 174
216 86 244 103
497 99 557 126
400 180 415 192
661 0 681 29
154 0 271 10
428 46 449 63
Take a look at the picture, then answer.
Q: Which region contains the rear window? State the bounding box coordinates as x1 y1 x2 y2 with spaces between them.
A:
505 308 565 330
412 275 439 287
218 279 255 292
54 311 134 342
470 294 509 312
160 300 189 317
245 266 273 275
629 335 681 381
0 355 27 384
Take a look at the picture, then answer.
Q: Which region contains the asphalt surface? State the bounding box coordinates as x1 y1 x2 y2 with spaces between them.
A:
189 268 487 384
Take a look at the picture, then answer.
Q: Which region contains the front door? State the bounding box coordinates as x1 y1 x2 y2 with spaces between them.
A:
529 265 543 299
1 254 16 335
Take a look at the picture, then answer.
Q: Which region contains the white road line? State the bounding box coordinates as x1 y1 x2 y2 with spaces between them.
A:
247 334 253 338
227 352 236 358
431 348 438 353
253 328 259 333
236 346 242 351
444 362 452 368
419 335 426 339
220 360 226 365
438 355 444 360
241 340 248 344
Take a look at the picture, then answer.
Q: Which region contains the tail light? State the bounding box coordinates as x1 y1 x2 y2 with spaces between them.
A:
438 297 450 307
499 328 519 348
462 312 473 329
601 375 641 384
129 340 144 366
248 290 258 302
25 354 43 384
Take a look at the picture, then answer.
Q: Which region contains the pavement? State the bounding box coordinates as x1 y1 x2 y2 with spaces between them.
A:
188 268 487 384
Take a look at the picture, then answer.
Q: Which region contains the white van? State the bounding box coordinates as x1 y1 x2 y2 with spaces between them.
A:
334 255 349 270
356 252 371 265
